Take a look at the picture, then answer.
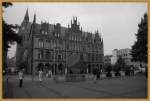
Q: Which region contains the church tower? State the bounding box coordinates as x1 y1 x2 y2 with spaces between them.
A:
16 8 30 72
23 8 29 22
21 8 29 28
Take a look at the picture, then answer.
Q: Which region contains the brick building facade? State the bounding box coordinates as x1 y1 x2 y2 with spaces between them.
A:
16 9 104 74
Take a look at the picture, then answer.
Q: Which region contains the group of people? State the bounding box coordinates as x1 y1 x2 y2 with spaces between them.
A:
38 69 52 81
93 68 102 80
18 69 53 88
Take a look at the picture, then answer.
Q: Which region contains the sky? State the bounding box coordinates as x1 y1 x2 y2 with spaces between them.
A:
3 2 147 58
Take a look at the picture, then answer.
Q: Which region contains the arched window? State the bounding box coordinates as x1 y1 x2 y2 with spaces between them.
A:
45 31 48 35
41 30 44 35
58 54 62 60
92 54 95 61
53 40 56 48
88 53 90 61
51 40 53 48
38 50 44 59
45 51 50 59
38 39 44 48
45 40 50 49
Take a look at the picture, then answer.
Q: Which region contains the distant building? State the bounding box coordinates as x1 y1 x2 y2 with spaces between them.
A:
111 48 132 65
16 9 104 74
104 55 112 65
8 57 16 67
110 48 146 68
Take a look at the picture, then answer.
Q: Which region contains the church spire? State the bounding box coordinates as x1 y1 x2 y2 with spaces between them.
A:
24 8 29 22
33 13 36 23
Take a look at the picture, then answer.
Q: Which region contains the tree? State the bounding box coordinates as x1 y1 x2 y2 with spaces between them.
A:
2 2 22 70
113 56 125 76
105 64 112 77
131 13 147 62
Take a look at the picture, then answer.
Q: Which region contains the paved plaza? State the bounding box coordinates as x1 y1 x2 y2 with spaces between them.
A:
3 74 147 98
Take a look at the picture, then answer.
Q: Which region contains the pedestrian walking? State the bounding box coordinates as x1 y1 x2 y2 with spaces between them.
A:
96 70 100 79
130 65 134 76
93 68 97 83
39 70 43 81
18 69 24 88
48 70 52 78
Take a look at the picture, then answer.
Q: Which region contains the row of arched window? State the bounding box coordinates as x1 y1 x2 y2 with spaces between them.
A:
38 50 63 60
68 35 82 42
87 54 102 62
38 39 65 49
38 38 101 53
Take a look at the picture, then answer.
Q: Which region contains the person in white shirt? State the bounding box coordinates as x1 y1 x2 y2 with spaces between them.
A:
39 70 43 81
18 69 24 88
48 70 52 78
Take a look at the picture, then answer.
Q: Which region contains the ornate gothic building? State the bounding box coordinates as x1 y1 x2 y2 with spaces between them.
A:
16 9 104 74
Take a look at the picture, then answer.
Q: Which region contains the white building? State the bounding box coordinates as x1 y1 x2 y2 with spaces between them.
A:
111 48 132 65
110 48 146 69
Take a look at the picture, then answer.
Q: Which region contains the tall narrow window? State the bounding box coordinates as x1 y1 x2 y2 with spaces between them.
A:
41 30 44 35
58 54 62 60
45 40 50 49
45 31 48 35
38 50 44 59
38 39 44 48
45 51 50 59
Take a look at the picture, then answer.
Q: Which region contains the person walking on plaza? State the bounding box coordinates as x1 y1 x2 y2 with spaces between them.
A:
39 70 43 81
130 65 134 76
18 69 24 88
93 68 97 83
48 69 52 78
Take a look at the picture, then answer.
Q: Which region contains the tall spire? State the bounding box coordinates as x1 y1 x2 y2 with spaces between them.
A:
24 8 29 22
33 13 36 23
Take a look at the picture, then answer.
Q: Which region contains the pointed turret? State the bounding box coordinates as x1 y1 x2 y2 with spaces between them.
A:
101 38 103 47
73 16 75 21
33 13 36 23
24 8 29 22
80 26 82 31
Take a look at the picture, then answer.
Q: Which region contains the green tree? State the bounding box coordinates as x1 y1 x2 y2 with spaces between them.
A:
113 56 125 76
131 13 147 62
2 2 22 70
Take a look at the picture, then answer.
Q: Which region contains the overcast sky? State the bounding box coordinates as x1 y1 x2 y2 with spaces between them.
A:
3 2 147 58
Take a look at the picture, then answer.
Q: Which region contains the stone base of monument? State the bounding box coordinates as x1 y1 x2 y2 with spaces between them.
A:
54 75 66 83
85 74 94 80
65 74 86 82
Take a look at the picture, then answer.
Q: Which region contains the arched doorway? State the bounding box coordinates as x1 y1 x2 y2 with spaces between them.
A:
45 63 51 72
52 64 57 75
37 63 44 71
58 63 64 74
96 64 99 69
88 64 91 73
